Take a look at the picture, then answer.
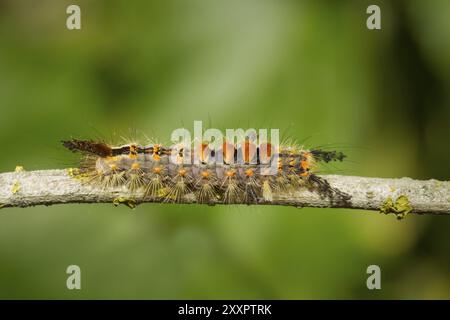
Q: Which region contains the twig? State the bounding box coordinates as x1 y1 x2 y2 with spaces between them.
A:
0 169 449 217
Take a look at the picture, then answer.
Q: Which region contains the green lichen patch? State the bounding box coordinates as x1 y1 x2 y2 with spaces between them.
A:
113 197 137 209
380 195 413 220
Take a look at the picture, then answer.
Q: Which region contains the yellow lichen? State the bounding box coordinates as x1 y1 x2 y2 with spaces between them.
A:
67 167 79 177
113 197 137 209
11 180 21 194
380 195 413 220
15 166 25 172
157 187 169 198
67 167 89 180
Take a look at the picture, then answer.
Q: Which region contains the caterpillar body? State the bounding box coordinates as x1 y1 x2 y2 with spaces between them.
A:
62 139 350 205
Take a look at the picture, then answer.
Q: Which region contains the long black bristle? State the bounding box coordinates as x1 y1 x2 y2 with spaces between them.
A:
310 149 346 162
61 139 112 157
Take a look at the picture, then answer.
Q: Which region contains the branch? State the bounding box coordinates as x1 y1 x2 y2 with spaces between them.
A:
0 169 449 217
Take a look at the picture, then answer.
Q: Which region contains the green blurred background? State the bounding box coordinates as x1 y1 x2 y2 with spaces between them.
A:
0 0 449 299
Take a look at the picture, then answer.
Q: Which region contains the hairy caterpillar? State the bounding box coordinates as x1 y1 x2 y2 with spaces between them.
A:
62 138 351 205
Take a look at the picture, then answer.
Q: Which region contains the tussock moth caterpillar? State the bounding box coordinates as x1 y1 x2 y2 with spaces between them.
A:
62 128 351 205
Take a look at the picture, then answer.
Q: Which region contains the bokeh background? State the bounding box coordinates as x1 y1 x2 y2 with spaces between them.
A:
0 0 449 299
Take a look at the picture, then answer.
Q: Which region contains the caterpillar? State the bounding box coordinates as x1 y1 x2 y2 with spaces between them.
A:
62 137 351 205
